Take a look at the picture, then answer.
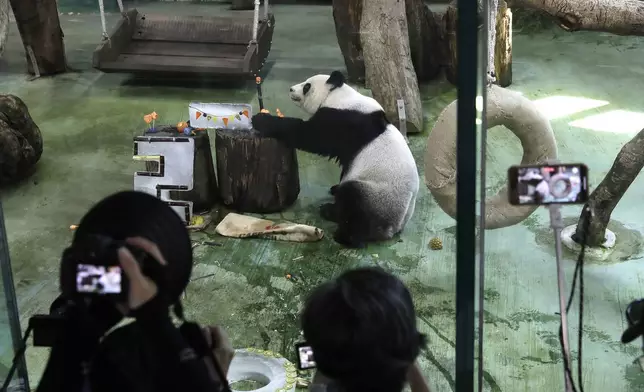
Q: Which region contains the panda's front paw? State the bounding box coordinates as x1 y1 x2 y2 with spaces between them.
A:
251 113 276 136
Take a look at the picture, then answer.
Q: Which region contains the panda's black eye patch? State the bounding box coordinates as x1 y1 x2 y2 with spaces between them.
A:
303 83 311 95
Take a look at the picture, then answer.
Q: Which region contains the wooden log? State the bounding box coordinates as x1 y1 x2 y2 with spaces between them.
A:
360 0 423 134
573 128 644 247
507 0 644 36
405 0 442 82
9 0 67 76
443 2 458 85
215 129 300 213
332 0 365 84
143 127 218 214
494 0 513 87
231 0 254 10
0 94 43 186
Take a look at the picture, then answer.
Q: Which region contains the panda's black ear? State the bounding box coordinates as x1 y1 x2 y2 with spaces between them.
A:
326 71 345 90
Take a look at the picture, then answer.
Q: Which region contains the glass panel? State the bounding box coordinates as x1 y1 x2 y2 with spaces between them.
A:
0 202 29 391
478 1 644 391
0 0 486 390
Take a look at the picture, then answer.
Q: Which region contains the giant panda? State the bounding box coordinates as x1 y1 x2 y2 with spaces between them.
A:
251 71 419 248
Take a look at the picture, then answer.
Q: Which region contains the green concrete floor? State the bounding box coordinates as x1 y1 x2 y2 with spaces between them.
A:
1 2 644 391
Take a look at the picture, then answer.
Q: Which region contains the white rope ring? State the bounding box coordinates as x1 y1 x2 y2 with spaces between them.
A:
424 84 558 229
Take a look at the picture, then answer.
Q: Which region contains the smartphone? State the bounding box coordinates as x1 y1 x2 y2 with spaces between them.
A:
295 342 316 370
508 163 588 205
75 263 124 295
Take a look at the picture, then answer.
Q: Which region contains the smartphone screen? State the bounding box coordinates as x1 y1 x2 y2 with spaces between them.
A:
76 264 123 294
508 163 588 205
295 343 316 370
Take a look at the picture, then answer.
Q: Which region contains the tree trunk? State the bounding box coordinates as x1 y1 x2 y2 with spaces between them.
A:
332 0 365 84
360 0 423 134
0 0 8 58
215 129 300 213
443 2 458 85
507 0 644 36
405 0 442 82
494 0 513 87
9 0 67 76
574 128 644 247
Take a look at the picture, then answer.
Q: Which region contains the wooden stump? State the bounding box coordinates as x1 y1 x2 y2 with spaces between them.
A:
143 127 218 214
0 94 43 186
215 129 300 213
231 0 254 10
332 0 365 84
405 0 442 82
10 0 66 76
360 0 423 134
494 0 513 87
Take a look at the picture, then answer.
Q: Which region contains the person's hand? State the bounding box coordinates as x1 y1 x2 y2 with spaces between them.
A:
118 237 167 311
202 325 235 376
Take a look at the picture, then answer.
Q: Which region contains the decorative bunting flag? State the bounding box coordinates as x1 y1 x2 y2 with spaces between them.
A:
189 106 250 126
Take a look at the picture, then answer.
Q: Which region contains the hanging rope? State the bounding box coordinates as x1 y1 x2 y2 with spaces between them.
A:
98 0 127 41
251 0 260 43
264 0 268 22
487 0 499 84
98 0 108 40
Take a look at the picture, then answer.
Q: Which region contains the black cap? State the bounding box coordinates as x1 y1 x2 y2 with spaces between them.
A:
73 190 193 303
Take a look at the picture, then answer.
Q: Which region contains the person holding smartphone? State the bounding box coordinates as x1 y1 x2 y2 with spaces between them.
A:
301 267 433 392
37 237 234 392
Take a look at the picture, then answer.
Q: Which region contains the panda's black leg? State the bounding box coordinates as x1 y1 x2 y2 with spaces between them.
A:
331 180 370 248
319 203 339 222
329 185 339 196
333 228 366 249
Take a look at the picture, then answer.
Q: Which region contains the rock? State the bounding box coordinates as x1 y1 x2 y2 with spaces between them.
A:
0 95 43 186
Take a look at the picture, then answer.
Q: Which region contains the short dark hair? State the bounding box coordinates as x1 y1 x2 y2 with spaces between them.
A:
301 267 424 392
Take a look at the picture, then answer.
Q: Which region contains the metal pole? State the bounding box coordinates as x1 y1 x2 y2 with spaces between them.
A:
549 206 575 392
264 0 268 21
455 0 479 389
0 201 30 391
476 10 490 392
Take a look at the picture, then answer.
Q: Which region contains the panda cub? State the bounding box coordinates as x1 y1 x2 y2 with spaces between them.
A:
251 71 419 248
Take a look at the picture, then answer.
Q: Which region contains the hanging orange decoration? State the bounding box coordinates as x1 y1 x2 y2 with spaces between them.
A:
177 121 189 132
222 118 229 126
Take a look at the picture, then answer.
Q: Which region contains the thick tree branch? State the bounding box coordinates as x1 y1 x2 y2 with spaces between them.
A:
507 0 644 36
574 128 644 246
